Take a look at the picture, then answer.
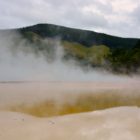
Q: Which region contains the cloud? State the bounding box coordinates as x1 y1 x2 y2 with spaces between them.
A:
132 5 140 24
0 0 140 38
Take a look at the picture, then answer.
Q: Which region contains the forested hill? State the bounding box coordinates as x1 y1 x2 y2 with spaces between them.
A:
20 23 139 49
0 23 140 74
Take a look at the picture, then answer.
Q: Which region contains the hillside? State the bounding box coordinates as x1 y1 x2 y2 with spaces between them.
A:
0 23 140 74
20 23 139 49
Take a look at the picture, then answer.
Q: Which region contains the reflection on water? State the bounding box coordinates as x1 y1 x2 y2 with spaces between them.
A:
0 81 140 117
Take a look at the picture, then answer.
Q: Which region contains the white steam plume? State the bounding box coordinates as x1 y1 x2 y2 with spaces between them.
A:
0 30 136 82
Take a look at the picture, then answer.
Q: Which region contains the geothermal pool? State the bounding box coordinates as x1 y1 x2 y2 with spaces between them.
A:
0 80 140 116
0 81 140 140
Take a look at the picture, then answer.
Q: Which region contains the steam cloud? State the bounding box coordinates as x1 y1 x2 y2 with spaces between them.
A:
0 30 135 82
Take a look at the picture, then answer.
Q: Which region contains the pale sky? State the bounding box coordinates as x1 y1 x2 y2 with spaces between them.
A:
0 0 140 38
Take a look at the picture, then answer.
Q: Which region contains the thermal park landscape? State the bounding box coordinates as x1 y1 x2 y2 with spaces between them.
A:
0 26 140 140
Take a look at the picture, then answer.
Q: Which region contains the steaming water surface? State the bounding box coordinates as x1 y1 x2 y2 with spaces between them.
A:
0 81 138 105
0 80 140 117
0 32 140 139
